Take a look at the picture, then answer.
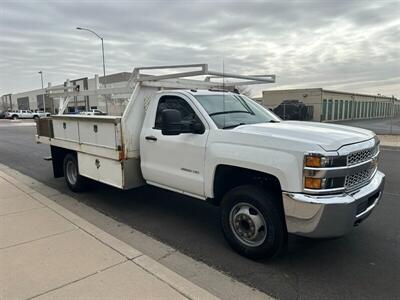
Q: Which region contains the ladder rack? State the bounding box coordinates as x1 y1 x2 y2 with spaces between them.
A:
47 63 276 98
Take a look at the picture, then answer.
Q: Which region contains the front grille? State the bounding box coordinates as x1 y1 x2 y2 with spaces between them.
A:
347 146 378 166
345 167 375 189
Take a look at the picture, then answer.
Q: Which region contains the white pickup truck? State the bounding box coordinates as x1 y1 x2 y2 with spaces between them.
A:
36 64 385 259
7 110 50 120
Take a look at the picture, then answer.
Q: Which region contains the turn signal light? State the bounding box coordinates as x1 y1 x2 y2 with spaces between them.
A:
305 177 322 189
305 156 322 167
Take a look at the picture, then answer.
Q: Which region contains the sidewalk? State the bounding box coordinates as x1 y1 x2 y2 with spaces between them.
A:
378 134 400 148
0 170 219 300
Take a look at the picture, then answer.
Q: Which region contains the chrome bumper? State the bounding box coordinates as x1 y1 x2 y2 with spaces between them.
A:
282 171 385 238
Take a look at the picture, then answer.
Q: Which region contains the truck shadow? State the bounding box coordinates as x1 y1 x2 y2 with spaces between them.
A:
62 178 394 299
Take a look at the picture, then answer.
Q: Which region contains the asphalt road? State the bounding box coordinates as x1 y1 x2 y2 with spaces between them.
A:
1 122 399 299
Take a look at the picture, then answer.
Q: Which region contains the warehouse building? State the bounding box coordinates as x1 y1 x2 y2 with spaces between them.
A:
259 88 399 122
3 83 399 121
1 72 131 115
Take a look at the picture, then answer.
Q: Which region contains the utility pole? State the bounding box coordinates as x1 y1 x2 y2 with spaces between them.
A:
76 27 108 113
38 71 45 112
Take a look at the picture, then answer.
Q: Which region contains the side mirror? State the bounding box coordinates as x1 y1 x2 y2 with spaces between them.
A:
161 109 182 135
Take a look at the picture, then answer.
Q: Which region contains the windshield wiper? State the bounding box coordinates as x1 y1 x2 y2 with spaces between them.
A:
222 123 247 129
209 110 253 117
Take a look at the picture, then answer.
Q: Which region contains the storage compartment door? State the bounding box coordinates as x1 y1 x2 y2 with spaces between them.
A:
79 121 121 150
52 119 79 142
78 152 123 189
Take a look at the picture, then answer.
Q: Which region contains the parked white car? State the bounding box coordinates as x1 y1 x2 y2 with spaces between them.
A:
79 109 106 116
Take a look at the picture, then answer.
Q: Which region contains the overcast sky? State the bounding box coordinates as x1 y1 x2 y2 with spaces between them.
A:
1 0 399 97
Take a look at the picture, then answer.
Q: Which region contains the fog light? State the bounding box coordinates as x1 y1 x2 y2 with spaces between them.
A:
305 177 322 189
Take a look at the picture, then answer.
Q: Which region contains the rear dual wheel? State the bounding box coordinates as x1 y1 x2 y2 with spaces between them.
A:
63 154 86 192
221 185 287 260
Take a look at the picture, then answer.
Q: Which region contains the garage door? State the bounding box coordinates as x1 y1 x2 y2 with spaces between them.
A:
17 97 29 110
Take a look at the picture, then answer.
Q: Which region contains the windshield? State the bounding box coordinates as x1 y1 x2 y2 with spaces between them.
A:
194 93 280 129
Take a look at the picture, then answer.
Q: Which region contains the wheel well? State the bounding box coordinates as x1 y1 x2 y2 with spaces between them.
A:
212 165 282 206
51 146 75 178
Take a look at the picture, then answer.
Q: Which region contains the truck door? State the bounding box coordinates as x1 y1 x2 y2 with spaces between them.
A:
141 94 209 198
22 110 31 118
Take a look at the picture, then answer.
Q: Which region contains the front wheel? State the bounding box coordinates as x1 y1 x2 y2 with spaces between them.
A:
12 115 18 120
221 185 287 260
63 153 86 192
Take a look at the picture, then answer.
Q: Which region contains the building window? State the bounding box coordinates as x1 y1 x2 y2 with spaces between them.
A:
362 102 366 118
370 102 373 117
327 99 333 120
321 99 327 121
371 102 374 117
334 100 339 120
349 101 353 119
339 100 343 120
344 100 348 119
369 102 373 117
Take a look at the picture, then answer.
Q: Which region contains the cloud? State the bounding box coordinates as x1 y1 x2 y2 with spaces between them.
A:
0 0 399 97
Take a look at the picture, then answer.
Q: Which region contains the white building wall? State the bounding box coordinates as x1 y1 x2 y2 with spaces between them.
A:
261 88 399 122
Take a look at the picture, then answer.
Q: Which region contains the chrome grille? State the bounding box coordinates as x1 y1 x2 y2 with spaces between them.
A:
347 145 378 166
345 167 375 189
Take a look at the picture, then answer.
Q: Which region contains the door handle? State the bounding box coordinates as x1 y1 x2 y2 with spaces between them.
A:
145 136 157 141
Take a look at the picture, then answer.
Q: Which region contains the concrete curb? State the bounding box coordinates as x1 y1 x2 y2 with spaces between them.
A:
380 145 400 151
0 163 273 300
0 169 219 300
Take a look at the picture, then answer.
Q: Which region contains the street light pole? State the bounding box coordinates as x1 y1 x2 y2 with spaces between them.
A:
76 27 106 86
76 27 108 113
101 38 106 81
38 71 45 112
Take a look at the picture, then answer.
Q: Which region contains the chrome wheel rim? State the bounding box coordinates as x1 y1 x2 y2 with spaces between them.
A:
66 160 78 185
229 202 267 247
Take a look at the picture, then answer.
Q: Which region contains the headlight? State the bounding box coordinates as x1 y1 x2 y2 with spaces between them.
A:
305 155 326 167
304 154 346 168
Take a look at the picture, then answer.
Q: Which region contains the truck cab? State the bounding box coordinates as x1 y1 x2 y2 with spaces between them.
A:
35 64 385 259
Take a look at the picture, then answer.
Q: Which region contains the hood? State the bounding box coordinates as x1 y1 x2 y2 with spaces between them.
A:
234 121 375 151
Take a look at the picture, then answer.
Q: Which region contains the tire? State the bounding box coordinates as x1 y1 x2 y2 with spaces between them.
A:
33 115 39 120
12 115 18 120
63 153 86 192
220 185 287 260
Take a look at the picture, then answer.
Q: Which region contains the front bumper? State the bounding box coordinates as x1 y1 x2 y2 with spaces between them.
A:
282 171 385 238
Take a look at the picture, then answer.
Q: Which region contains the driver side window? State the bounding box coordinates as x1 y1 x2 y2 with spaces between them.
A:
154 95 201 130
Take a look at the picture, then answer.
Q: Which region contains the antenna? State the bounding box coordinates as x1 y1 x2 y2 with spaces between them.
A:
222 59 225 91
222 59 226 128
